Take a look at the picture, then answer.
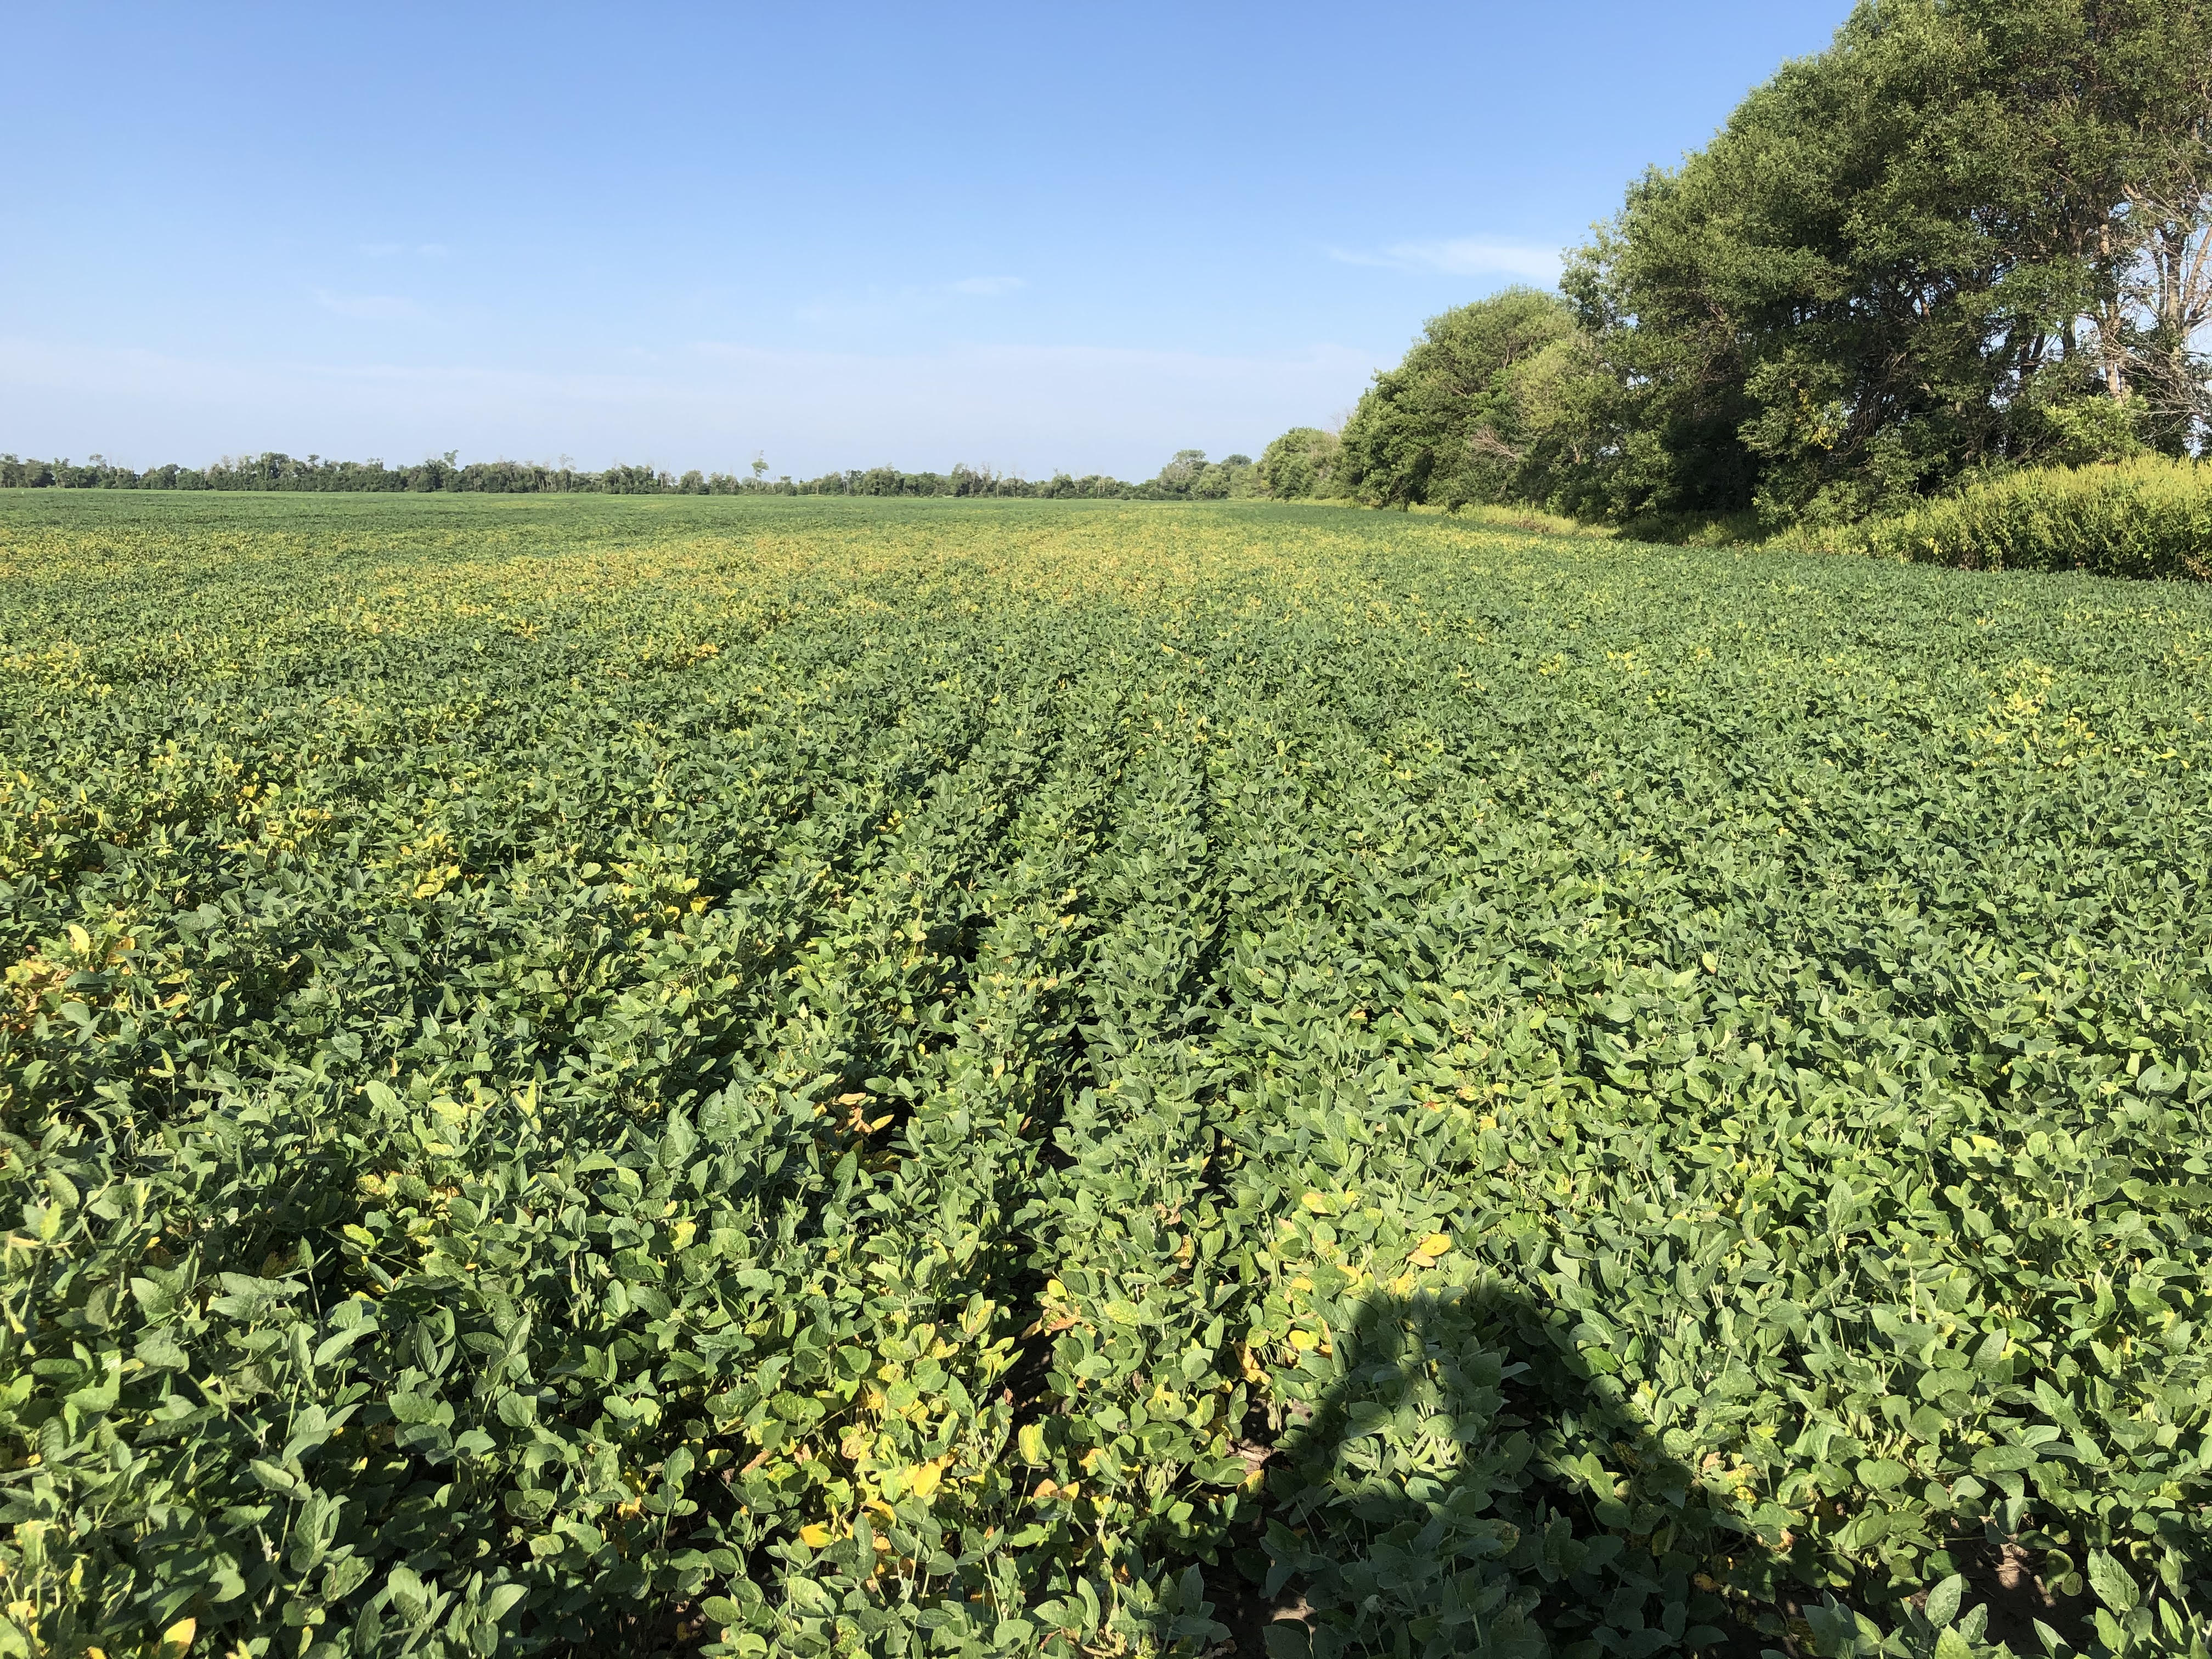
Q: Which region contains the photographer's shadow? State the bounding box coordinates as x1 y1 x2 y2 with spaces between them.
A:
1235 1282 1752 1659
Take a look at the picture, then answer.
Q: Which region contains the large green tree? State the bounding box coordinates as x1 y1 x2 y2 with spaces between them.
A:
1334 287 1586 510
1257 427 1342 499
1569 0 2212 527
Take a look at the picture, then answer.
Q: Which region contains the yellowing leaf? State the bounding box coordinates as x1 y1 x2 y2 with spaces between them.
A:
798 1523 832 1548
1288 1329 1319 1351
1415 1232 1452 1257
909 1460 944 1498
159 1619 196 1659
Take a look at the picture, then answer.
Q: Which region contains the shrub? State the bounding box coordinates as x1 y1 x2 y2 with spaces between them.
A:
1772 456 2212 579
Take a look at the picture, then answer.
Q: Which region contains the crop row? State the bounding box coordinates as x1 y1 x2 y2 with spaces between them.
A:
1 493 2209 1658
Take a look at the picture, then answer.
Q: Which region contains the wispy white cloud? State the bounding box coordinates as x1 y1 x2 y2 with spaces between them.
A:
793 292 906 327
360 242 450 259
1328 238 1563 281
313 289 422 321
797 274 1028 325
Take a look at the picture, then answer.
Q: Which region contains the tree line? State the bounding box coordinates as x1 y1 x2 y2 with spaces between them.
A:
0 449 1261 501
1267 0 2212 536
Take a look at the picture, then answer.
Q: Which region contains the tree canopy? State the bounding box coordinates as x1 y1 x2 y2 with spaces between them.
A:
1257 428 1342 499
1570 0 2212 527
1334 287 1582 511
1278 0 2212 531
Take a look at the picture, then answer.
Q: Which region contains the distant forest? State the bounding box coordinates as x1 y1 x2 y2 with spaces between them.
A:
0 448 1262 501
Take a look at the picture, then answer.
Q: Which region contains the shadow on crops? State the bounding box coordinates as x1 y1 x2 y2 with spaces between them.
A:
1215 1284 1762 1659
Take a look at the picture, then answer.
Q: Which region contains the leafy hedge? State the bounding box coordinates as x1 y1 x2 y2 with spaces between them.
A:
3 493 2211 1659
1772 458 2212 580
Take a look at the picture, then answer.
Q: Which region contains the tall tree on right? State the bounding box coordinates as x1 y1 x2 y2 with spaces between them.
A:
1568 0 2212 529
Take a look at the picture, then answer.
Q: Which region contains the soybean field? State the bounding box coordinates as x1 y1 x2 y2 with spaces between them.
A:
4 492 2211 1659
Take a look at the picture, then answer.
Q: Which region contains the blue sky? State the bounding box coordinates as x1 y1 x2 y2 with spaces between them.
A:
1 1 1852 479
